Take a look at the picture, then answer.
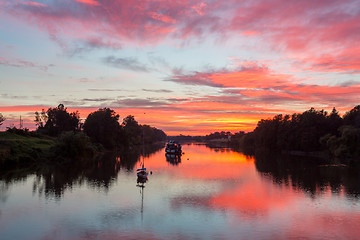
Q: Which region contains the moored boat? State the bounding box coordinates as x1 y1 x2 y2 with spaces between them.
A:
165 140 182 155
137 167 148 179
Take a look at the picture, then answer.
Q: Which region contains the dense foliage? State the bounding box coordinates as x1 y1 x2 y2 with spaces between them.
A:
52 132 97 161
35 104 80 136
83 108 123 149
231 106 360 163
122 115 142 146
33 105 167 151
142 124 167 144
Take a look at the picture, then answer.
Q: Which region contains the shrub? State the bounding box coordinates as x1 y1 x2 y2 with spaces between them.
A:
52 132 96 161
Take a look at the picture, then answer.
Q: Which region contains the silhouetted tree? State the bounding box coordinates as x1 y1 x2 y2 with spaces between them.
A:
235 107 347 154
328 107 343 136
141 124 167 143
122 115 142 146
153 127 167 141
292 108 329 151
0 113 5 126
321 123 360 162
343 105 360 128
83 108 123 149
35 104 80 136
205 131 231 141
34 109 47 128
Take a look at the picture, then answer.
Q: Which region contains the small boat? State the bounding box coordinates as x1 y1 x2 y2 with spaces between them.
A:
165 140 182 155
137 167 148 179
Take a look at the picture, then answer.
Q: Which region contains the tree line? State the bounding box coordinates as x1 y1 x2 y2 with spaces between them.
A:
33 104 166 150
0 105 166 165
231 106 360 163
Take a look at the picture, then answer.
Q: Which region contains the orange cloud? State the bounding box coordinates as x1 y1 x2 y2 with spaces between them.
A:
75 0 100 6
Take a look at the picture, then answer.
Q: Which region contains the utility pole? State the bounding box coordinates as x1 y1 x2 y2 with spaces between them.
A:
20 116 23 129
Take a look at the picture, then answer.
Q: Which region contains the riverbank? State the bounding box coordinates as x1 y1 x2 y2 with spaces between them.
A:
0 130 166 169
0 131 55 166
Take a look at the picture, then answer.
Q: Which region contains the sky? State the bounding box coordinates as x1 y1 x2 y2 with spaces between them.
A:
0 0 360 135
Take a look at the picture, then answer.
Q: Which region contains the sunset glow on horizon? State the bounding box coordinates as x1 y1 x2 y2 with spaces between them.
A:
1 0 359 135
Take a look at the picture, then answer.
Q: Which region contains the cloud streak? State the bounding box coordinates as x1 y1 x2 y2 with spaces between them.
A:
0 57 51 71
102 56 149 72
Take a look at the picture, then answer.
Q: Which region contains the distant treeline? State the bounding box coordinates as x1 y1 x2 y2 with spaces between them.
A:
33 104 167 149
168 131 232 142
231 106 360 163
169 106 360 163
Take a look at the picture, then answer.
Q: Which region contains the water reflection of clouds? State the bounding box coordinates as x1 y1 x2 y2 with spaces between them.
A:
100 207 138 225
160 145 304 220
284 212 360 239
211 180 299 216
170 194 213 210
1 145 360 239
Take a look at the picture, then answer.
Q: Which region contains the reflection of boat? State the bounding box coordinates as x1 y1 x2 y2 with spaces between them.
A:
165 153 182 165
165 140 182 155
136 175 146 222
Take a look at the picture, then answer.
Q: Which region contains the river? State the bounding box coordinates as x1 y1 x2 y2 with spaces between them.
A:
1 143 360 239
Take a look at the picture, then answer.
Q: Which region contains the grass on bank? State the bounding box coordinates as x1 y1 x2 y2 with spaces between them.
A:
0 131 56 165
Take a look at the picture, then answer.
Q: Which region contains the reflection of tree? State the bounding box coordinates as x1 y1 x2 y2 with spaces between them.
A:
0 181 9 203
205 143 230 150
254 151 360 198
0 144 164 199
30 152 122 199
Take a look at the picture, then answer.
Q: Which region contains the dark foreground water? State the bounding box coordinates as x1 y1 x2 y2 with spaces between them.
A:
1 144 360 240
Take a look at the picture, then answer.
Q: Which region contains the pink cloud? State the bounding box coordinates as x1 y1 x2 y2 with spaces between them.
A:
228 0 360 72
192 2 207 16
22 1 47 7
4 0 220 50
302 47 360 73
149 12 177 24
75 0 100 6
6 0 359 74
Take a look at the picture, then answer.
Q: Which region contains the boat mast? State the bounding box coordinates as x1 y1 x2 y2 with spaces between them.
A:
142 126 145 168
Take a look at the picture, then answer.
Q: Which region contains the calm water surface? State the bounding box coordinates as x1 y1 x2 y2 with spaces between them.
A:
1 144 360 239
